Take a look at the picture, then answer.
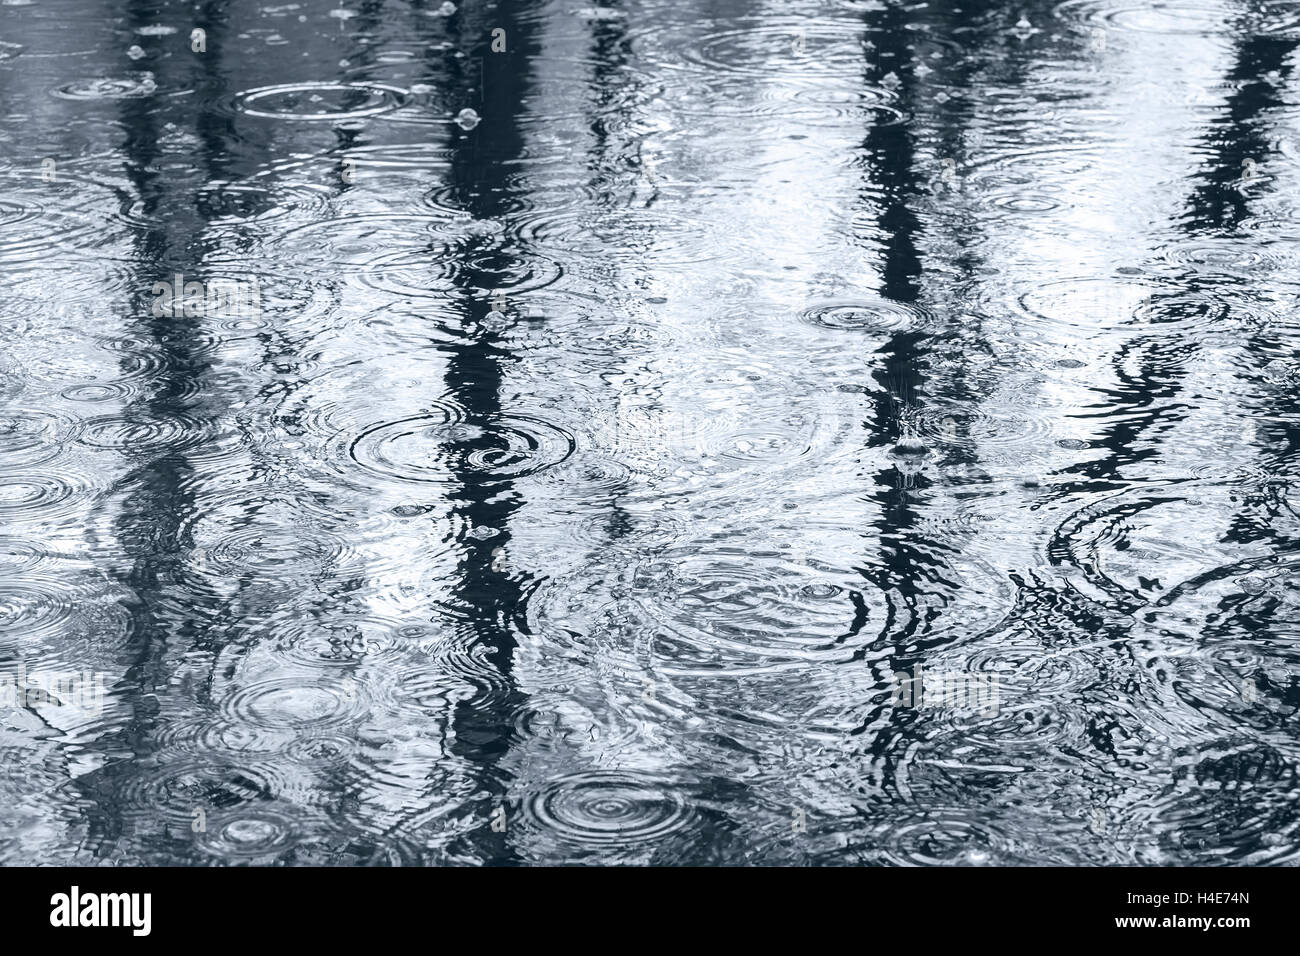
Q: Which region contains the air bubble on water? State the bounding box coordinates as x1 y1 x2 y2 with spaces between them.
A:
889 434 929 459
436 1 457 15
455 107 481 130
467 526 499 540
127 45 146 60
1239 575 1270 596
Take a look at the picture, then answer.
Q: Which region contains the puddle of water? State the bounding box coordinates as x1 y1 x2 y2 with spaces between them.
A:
1 0 1299 866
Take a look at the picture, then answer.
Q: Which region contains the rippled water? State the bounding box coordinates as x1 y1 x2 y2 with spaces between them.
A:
2 0 1299 866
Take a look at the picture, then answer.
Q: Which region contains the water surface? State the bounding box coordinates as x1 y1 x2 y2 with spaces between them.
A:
2 0 1299 865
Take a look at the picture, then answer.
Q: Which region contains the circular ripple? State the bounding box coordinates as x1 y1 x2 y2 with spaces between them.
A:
95 332 171 386
0 199 35 230
513 696 642 754
986 191 1062 213
963 642 1104 696
116 758 286 828
665 74 902 122
286 733 359 767
524 772 693 848
1055 0 1300 36
627 546 892 677
150 715 295 758
875 810 1013 866
0 578 79 644
514 207 726 267
533 453 636 507
663 17 954 79
907 405 1058 451
953 699 1083 754
1160 240 1274 274
0 411 76 466
528 299 684 359
0 538 50 576
0 178 127 264
263 614 414 673
282 827 428 866
221 676 368 731
53 75 158 99
195 809 298 860
1123 743 1300 863
183 528 356 593
1050 482 1272 606
0 473 89 525
1017 277 1228 333
59 381 134 404
1070 1 1224 34
154 179 331 227
77 412 207 453
267 213 470 273
568 503 691 553
799 298 935 334
349 413 575 486
233 82 410 119
356 244 563 300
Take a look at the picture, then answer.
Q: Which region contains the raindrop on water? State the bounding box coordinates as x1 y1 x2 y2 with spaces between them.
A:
890 432 929 458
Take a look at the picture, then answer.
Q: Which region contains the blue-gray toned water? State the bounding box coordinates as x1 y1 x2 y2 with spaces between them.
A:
1 0 1299 865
